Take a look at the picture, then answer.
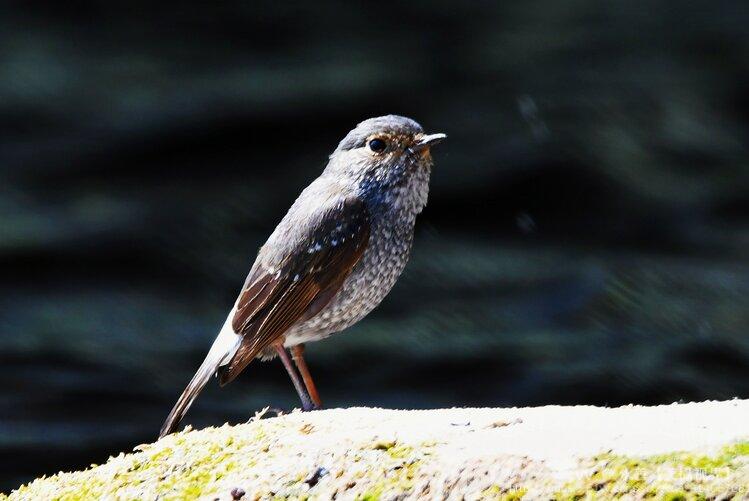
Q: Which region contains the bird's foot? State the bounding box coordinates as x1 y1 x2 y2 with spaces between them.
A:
301 401 321 412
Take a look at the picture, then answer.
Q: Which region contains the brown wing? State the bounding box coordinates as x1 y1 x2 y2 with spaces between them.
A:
219 195 370 385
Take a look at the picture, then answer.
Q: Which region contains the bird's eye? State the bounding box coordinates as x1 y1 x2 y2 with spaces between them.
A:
368 138 386 152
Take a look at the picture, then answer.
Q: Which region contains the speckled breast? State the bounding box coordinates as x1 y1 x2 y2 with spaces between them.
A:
284 215 415 345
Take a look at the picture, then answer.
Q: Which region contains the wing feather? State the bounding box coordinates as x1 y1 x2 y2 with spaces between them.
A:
219 194 370 384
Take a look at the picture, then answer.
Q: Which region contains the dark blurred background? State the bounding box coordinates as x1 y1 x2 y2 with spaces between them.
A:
1 0 748 491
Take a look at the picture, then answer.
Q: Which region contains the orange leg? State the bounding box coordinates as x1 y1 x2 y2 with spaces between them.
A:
274 342 314 411
291 344 322 409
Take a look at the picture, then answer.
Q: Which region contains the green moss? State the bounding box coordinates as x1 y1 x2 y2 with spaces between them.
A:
5 419 428 500
354 459 420 501
481 485 527 500
387 444 414 460
555 441 749 500
354 441 421 500
661 492 690 501
357 492 380 501
6 422 275 501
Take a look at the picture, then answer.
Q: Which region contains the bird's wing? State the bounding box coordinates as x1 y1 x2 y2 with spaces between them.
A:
219 194 370 384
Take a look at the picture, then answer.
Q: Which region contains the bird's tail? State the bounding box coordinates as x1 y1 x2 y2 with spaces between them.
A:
159 353 221 439
159 311 242 438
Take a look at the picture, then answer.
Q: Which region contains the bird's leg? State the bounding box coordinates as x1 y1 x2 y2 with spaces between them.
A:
291 344 322 409
274 342 315 411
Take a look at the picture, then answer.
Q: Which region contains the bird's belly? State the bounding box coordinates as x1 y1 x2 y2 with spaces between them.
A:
284 223 413 345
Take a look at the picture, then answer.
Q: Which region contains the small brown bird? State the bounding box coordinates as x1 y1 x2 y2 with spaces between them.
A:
160 115 445 437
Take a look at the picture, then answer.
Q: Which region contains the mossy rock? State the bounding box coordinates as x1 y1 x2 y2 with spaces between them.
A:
4 405 749 500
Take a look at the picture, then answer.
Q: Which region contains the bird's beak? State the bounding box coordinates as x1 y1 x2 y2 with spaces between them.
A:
412 133 447 152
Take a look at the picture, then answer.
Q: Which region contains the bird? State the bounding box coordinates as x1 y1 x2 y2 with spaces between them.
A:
159 115 446 438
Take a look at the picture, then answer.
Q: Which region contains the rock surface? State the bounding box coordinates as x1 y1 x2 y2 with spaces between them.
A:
5 401 749 500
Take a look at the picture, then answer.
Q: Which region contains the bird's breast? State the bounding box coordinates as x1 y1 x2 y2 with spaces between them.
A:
283 214 416 344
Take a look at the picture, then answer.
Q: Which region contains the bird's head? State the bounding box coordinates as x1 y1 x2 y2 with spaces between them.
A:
325 115 446 212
